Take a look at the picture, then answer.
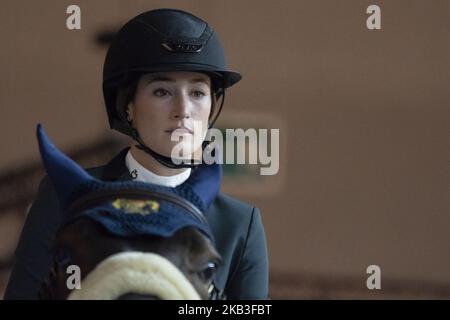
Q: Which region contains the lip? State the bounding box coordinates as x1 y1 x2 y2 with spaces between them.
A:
165 126 194 134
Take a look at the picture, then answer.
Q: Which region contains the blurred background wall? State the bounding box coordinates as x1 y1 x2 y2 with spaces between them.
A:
0 0 449 299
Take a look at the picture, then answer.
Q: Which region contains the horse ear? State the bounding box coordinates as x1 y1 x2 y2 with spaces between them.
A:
36 124 95 206
185 163 222 211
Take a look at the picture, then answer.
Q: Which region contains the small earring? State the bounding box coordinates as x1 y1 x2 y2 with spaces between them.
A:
126 111 132 122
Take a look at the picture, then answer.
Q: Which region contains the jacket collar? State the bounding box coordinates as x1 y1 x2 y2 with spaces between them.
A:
101 147 132 181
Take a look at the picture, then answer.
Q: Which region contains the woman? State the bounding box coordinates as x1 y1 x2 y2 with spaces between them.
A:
5 8 269 299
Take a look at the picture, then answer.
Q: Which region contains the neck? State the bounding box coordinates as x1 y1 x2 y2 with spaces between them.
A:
129 145 189 177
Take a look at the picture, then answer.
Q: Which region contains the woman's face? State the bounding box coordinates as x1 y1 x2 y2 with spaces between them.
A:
128 71 212 159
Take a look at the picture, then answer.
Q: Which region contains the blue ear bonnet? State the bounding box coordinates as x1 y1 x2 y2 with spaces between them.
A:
36 124 222 241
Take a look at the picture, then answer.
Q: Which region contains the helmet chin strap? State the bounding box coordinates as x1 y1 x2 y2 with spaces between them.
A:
129 90 225 170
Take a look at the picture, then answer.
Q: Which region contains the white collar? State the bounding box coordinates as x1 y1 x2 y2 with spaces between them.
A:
125 150 191 188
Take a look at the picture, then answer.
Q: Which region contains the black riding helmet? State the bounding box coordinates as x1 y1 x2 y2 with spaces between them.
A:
102 8 242 168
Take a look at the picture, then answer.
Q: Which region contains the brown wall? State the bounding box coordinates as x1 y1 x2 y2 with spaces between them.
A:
1 0 449 298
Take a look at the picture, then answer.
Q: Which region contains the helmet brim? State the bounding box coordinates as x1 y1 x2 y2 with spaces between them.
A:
104 63 242 89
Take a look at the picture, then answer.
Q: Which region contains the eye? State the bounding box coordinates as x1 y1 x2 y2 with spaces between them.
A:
153 88 171 97
191 90 206 98
198 261 218 282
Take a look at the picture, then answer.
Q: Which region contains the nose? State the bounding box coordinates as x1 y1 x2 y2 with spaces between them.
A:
171 92 191 120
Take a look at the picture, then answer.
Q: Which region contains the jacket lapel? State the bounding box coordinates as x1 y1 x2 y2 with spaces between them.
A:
101 147 132 182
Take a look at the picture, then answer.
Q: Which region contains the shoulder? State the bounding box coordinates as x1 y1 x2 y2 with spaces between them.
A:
212 192 255 212
207 192 258 226
31 163 107 211
85 165 107 179
206 192 262 251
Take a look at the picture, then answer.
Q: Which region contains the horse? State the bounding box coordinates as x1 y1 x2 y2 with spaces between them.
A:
35 124 224 300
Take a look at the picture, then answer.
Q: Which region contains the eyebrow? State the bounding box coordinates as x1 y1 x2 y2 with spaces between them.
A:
147 76 209 85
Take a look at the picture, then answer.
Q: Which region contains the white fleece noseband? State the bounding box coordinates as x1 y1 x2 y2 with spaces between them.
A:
67 252 200 300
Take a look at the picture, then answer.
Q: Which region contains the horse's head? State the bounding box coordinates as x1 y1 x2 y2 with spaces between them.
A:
42 221 221 300
35 125 224 300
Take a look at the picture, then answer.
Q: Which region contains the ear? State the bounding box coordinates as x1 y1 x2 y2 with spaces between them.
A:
126 102 134 122
36 124 96 207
